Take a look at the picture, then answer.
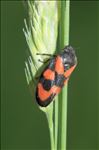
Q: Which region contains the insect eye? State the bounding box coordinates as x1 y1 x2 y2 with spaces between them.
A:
65 64 70 70
67 66 70 70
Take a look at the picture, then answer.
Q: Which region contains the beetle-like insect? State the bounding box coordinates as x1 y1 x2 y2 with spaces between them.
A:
36 45 77 107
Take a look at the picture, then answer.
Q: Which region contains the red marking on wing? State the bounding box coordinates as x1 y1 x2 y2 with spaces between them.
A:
52 86 61 94
38 83 51 101
55 56 64 74
43 69 55 80
64 65 76 78
38 83 61 101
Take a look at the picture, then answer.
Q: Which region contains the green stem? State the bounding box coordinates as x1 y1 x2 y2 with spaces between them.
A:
64 0 70 45
60 1 70 150
54 96 58 150
61 85 68 150
45 103 55 150
49 123 55 150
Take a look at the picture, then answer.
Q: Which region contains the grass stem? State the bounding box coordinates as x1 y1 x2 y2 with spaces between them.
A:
54 96 58 150
60 1 70 150
45 103 55 150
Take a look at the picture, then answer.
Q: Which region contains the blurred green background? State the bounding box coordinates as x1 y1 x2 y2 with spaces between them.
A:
1 1 98 150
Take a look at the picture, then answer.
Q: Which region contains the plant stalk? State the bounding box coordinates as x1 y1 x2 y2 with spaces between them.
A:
60 1 70 150
45 103 55 150
54 96 58 150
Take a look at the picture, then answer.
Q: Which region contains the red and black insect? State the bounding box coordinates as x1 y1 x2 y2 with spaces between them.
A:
36 45 77 107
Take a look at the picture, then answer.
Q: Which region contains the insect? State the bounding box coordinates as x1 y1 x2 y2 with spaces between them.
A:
36 45 77 107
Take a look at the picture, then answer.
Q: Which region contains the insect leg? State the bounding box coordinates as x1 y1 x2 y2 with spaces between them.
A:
38 59 50 63
36 53 56 57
